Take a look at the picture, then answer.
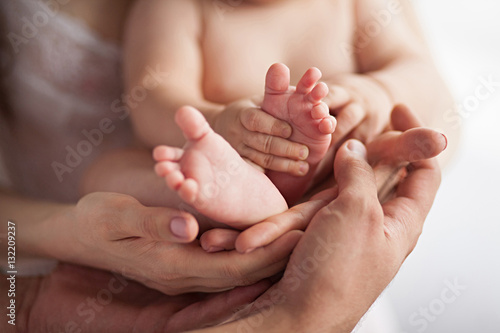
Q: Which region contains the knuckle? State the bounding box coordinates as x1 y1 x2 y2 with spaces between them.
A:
155 270 184 285
262 154 274 168
263 136 274 154
242 108 260 131
221 263 245 280
80 194 136 237
284 142 298 158
281 160 293 173
340 188 368 206
347 157 371 175
138 212 161 239
270 119 283 135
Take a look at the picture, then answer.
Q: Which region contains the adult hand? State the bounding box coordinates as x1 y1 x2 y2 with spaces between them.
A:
6 264 272 333
212 98 310 175
196 134 442 332
42 193 300 295
201 105 446 253
324 73 393 145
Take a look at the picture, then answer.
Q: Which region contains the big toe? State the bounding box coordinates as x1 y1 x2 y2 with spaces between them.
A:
265 63 290 94
175 106 212 141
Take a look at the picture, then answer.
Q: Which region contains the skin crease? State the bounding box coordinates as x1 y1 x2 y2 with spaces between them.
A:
0 109 445 332
1 0 298 299
0 105 447 333
0 0 454 330
81 0 458 212
122 0 457 153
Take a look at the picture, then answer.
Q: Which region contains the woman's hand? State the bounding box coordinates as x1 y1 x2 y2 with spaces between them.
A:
324 73 393 145
44 193 300 295
212 98 310 175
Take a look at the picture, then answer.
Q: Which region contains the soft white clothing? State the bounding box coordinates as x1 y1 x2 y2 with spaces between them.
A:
0 0 132 276
0 0 131 203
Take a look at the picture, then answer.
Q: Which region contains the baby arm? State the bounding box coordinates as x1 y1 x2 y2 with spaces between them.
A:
125 0 307 175
324 0 456 162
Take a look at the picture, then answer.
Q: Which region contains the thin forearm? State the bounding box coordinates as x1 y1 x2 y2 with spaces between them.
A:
80 148 185 208
0 189 71 260
368 56 453 126
129 86 224 148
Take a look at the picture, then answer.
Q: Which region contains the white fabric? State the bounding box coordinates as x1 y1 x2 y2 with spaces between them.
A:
0 0 131 202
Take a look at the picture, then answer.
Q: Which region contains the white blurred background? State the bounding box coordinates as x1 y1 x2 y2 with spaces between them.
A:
361 1 500 332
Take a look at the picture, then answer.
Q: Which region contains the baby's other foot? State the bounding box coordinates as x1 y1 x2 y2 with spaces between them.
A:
154 106 287 228
262 63 335 165
262 64 335 204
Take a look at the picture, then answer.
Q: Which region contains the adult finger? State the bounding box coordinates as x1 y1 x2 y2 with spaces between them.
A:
200 228 240 252
198 231 302 286
242 129 309 160
327 140 380 221
390 104 424 131
324 84 351 110
367 129 447 166
241 107 293 138
240 146 309 176
350 112 387 143
331 103 366 144
334 140 376 197
114 201 199 243
147 232 301 294
383 157 441 257
235 198 329 253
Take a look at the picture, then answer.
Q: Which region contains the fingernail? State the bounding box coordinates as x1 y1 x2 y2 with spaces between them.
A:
441 134 448 151
244 247 256 254
346 140 367 159
299 147 309 160
206 246 225 253
298 162 309 176
170 217 189 239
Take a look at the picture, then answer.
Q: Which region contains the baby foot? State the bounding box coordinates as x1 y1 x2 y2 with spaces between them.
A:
262 63 335 165
262 64 335 204
154 106 287 228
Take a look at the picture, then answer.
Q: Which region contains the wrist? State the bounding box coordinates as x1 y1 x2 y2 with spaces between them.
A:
364 72 396 107
28 204 76 262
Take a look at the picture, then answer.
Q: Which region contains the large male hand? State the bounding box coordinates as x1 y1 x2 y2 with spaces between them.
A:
197 132 442 332
6 264 271 333
201 105 446 253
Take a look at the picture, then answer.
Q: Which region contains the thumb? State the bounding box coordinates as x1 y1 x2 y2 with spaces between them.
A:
125 206 199 243
333 139 378 199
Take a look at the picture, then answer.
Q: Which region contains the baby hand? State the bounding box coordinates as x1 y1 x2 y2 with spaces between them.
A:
323 74 393 145
213 98 310 176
